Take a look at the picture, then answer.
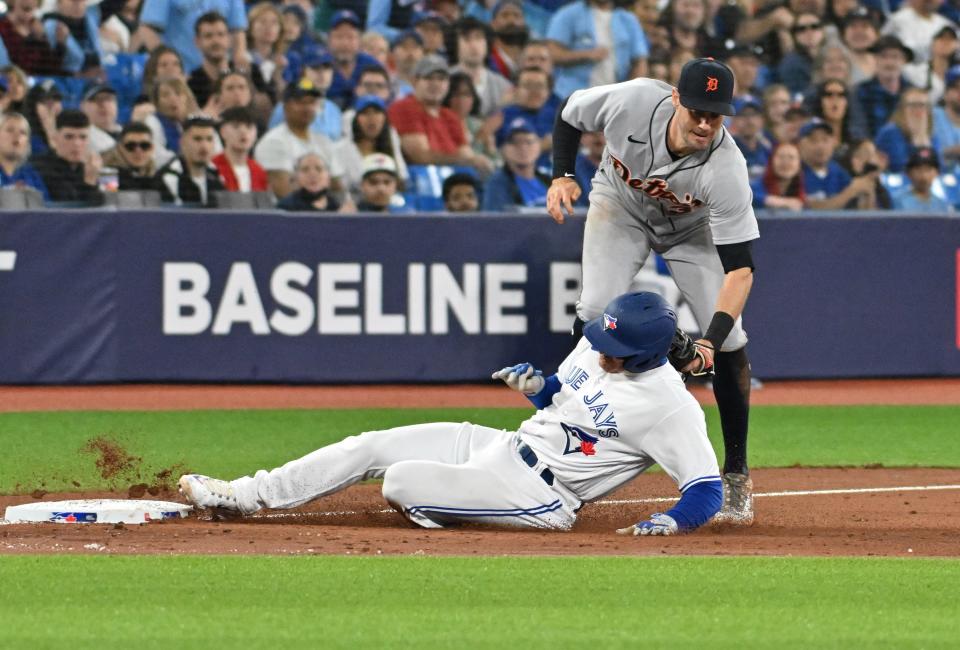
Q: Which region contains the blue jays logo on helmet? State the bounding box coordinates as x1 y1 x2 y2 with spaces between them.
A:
582 292 678 373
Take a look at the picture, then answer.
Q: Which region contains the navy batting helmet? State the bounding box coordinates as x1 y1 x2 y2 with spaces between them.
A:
582 292 677 373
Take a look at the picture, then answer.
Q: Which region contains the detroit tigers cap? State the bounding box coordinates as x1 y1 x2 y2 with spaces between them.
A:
677 58 736 116
330 9 362 29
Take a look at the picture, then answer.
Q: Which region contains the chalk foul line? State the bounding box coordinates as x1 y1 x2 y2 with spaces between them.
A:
247 484 960 520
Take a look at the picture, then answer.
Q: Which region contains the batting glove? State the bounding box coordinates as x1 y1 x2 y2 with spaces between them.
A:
491 363 545 396
616 513 679 536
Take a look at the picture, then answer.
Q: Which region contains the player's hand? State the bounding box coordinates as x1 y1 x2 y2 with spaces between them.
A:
681 339 714 375
617 513 679 536
546 177 581 224
491 363 545 395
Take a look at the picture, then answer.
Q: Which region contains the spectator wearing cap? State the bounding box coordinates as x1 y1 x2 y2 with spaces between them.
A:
337 94 409 197
388 54 495 174
81 85 121 154
882 0 958 64
155 115 224 206
442 172 480 211
841 6 880 85
412 11 448 57
482 117 551 211
904 25 959 104
340 64 393 132
750 142 805 211
356 153 408 212
389 29 425 99
276 152 348 212
42 0 104 75
31 109 104 206
452 17 514 117
101 122 160 192
491 66 559 172
855 36 915 136
0 112 50 200
798 118 876 209
133 0 248 74
267 50 343 141
328 10 383 110
22 80 62 157
893 146 953 211
875 87 942 173
212 107 268 193
574 130 604 206
934 65 960 174
489 1 529 80
254 79 344 198
778 13 827 95
546 0 649 100
0 0 65 75
731 96 771 182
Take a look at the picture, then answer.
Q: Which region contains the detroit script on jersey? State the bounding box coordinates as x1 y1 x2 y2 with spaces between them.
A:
608 153 705 215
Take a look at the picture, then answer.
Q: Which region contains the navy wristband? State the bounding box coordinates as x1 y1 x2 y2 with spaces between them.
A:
703 311 735 351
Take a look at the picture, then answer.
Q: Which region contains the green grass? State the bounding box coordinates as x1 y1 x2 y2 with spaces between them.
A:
1 405 958 493
1 555 957 649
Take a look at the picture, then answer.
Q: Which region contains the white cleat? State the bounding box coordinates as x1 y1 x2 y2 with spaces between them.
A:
179 474 244 514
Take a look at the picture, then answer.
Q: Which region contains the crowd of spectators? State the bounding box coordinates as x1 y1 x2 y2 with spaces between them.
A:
0 0 959 213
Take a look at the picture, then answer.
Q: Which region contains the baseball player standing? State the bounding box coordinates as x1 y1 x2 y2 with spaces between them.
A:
546 58 759 525
180 292 723 536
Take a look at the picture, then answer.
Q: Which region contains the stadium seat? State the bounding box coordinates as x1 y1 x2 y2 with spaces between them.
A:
0 187 45 209
104 190 162 208
212 191 276 210
407 164 479 212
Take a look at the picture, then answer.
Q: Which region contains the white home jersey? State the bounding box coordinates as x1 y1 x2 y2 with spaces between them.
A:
519 337 720 502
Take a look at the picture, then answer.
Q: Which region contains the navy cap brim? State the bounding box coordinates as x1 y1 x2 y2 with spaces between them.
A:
582 318 638 358
679 94 735 116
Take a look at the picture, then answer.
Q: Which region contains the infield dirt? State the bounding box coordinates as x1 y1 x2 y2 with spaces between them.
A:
1 380 959 558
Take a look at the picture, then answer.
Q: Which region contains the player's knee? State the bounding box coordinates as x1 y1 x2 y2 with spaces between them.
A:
381 462 418 509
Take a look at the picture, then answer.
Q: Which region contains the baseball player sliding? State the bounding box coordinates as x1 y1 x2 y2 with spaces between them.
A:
180 292 723 536
546 58 759 525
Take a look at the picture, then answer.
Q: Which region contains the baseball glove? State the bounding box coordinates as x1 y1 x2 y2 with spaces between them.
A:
667 328 714 379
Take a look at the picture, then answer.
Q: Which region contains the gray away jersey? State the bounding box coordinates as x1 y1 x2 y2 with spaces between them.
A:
562 78 760 245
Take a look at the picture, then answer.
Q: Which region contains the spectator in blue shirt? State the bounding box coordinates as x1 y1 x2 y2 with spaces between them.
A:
731 95 771 182
574 130 604 206
546 0 649 99
133 0 248 73
855 35 914 136
933 65 960 174
495 66 557 173
875 87 942 173
42 0 104 75
893 146 954 212
327 10 384 110
482 116 551 211
798 118 876 209
0 112 49 200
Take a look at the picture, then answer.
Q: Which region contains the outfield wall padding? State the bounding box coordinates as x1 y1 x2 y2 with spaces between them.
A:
0 210 957 383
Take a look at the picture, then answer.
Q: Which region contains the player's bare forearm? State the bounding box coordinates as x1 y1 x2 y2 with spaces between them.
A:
713 267 753 322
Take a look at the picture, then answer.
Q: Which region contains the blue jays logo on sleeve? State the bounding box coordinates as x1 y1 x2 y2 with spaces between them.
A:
603 313 617 331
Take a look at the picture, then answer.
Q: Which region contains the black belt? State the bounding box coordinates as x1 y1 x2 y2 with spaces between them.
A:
519 443 554 486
